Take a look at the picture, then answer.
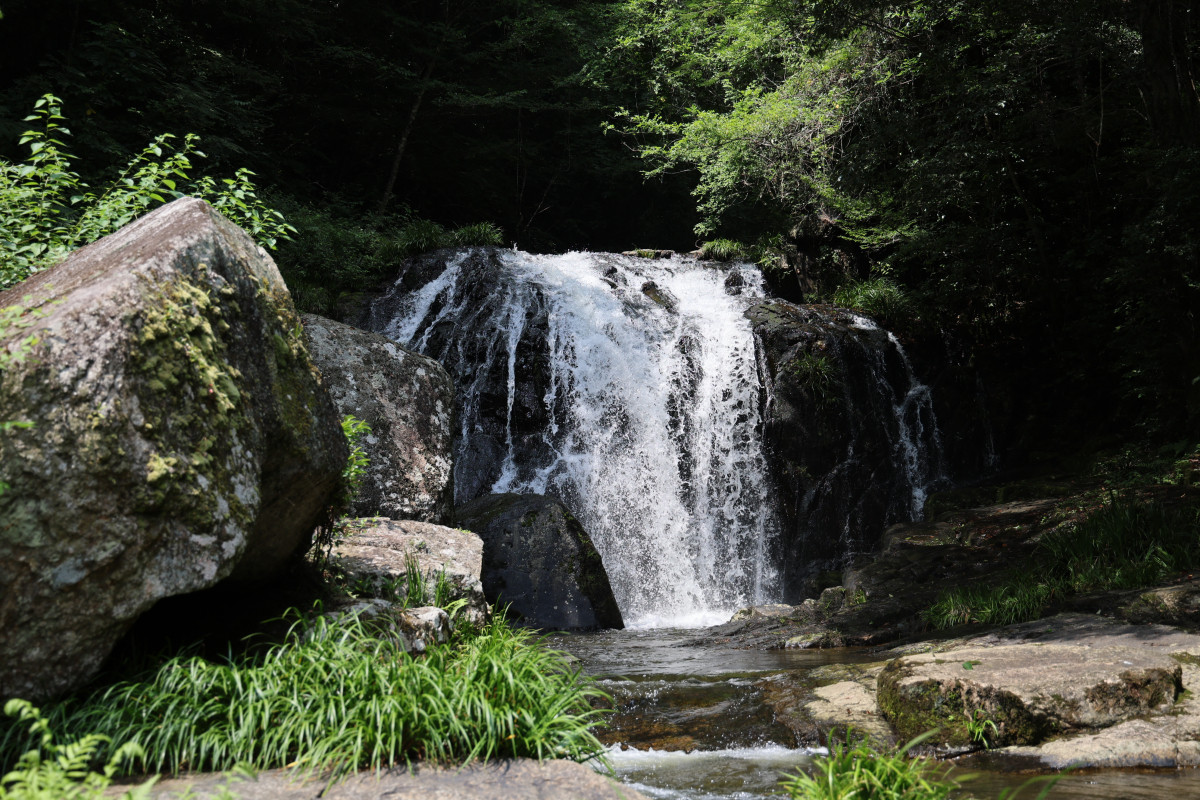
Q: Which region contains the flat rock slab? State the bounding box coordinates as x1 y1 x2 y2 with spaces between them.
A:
119 760 646 800
332 519 488 623
878 614 1200 749
989 659 1200 769
758 662 894 748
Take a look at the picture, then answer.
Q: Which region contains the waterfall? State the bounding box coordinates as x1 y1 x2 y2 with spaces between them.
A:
847 313 944 520
369 248 946 626
371 248 781 627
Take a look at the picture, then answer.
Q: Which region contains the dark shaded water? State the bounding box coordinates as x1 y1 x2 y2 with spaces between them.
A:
551 629 1200 800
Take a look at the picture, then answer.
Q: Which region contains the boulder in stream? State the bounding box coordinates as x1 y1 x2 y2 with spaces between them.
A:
454 493 623 630
331 518 489 626
301 313 455 523
0 198 346 701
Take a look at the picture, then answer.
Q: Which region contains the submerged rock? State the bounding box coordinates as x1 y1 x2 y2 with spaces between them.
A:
0 198 346 702
301 314 455 523
331 518 489 625
454 493 623 631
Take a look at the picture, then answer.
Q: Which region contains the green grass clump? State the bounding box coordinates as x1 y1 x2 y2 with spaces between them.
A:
449 221 504 247
781 736 1060 800
782 737 958 800
698 238 746 261
925 498 1200 629
1 614 608 778
924 576 1056 629
833 277 914 325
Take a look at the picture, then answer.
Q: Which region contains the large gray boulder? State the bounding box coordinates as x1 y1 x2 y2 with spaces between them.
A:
301 314 454 523
454 494 623 631
331 518 489 625
0 198 347 701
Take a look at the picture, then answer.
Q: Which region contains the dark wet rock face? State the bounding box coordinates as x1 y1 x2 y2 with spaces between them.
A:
454 493 623 630
0 198 345 701
746 300 943 599
302 314 455 523
367 249 555 503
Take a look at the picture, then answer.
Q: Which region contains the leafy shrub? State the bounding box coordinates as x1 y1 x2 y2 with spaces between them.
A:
0 700 152 800
0 94 294 290
0 614 608 778
833 277 914 325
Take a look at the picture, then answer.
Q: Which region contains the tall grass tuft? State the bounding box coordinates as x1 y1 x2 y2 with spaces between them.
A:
1 615 608 778
781 736 958 800
833 277 914 325
925 498 1200 629
781 736 1060 800
698 238 746 261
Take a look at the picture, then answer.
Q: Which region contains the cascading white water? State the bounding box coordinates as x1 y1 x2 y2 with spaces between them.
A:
847 313 945 519
376 249 781 627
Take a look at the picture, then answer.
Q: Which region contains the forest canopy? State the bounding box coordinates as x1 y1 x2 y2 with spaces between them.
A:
1 0 1197 446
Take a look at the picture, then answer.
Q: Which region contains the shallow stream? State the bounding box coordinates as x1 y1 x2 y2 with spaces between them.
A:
552 629 1200 800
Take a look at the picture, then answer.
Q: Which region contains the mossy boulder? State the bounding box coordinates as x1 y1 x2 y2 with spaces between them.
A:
877 641 1182 749
301 314 455 522
454 493 623 630
0 197 346 701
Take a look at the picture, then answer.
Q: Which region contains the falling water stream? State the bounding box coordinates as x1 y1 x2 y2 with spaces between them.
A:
375 249 782 627
370 248 1194 799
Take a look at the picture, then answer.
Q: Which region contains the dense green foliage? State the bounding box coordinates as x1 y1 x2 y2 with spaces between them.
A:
1 0 1197 442
0 613 608 778
0 94 292 289
926 498 1200 628
599 0 1200 441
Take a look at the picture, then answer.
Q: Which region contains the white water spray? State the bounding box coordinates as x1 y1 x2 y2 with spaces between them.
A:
377 250 781 627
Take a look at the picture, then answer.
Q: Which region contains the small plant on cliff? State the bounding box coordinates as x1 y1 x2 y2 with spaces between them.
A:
0 93 295 290
791 351 839 405
833 277 914 326
698 238 746 261
311 415 371 566
0 700 152 800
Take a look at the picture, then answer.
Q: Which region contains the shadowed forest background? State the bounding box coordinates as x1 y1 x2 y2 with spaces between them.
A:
2 0 1198 462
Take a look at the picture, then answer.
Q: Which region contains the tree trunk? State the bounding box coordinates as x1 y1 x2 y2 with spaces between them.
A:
377 59 437 215
1135 0 1200 145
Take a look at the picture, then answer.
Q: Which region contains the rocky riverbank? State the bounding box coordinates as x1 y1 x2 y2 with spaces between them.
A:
697 469 1200 770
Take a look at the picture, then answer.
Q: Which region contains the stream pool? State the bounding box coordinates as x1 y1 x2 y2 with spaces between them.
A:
550 629 1200 800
